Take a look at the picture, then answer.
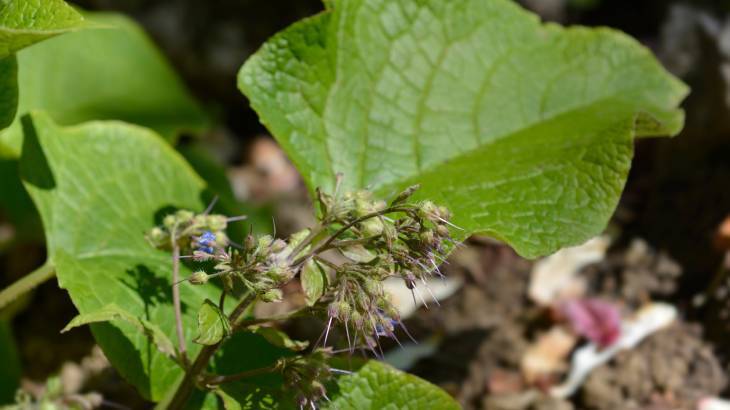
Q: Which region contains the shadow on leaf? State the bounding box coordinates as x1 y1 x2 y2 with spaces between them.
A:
19 114 55 190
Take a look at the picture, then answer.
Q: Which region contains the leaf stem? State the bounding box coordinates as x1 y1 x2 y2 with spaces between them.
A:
0 262 55 311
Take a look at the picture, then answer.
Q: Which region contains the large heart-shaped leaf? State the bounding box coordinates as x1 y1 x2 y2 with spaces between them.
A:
17 113 275 402
325 361 460 409
0 0 84 59
0 0 85 135
0 11 208 156
238 0 689 258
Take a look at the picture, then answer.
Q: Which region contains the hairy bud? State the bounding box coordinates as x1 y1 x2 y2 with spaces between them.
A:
189 271 209 285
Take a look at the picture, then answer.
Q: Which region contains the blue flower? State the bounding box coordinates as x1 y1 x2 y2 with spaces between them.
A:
199 231 216 245
195 231 216 254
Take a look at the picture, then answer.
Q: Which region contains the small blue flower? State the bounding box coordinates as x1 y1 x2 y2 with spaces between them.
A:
195 231 217 255
199 231 216 245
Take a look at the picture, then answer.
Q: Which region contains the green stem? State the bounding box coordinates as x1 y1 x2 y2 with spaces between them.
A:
0 262 55 311
292 206 409 267
171 243 189 368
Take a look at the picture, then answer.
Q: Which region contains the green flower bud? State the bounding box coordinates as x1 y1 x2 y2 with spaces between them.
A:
189 271 209 285
338 301 352 318
363 278 382 296
214 232 229 248
175 209 194 221
207 214 228 231
420 230 436 246
261 288 283 302
360 218 384 237
245 233 256 250
257 235 274 251
437 206 451 221
391 184 420 204
146 227 167 247
163 215 176 229
350 311 363 328
382 223 398 243
419 201 439 222
271 238 288 253
436 224 450 238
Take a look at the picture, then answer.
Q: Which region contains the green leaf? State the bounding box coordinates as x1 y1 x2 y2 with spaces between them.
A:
19 113 292 404
341 244 376 263
0 0 85 59
0 10 208 156
62 303 176 360
194 299 231 346
249 325 309 351
326 361 460 409
17 112 218 400
300 258 327 306
238 0 689 258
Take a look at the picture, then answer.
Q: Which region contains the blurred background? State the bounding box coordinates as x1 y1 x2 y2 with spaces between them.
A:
3 0 730 409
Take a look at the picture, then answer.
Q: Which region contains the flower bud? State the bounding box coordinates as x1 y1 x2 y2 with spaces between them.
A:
260 288 283 302
391 184 420 204
175 210 194 221
257 235 274 251
437 206 451 221
146 227 167 247
189 271 209 285
436 224 450 238
207 215 228 231
360 218 384 237
382 223 398 243
419 201 439 223
245 233 256 250
163 215 176 229
419 230 436 246
350 311 363 328
270 239 287 253
363 278 382 296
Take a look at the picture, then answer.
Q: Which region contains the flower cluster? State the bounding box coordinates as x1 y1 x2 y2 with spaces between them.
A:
145 209 229 252
207 230 310 302
148 185 455 408
277 349 333 409
314 185 455 353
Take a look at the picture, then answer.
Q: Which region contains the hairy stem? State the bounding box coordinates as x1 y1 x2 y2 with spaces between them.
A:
292 206 409 266
168 292 256 409
171 243 188 368
0 262 55 311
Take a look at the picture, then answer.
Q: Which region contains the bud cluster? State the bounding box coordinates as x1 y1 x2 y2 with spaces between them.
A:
277 349 333 409
145 209 229 252
315 185 455 352
210 230 310 302
147 184 455 408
